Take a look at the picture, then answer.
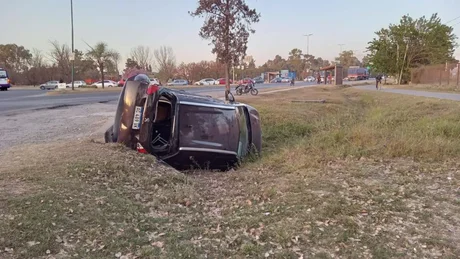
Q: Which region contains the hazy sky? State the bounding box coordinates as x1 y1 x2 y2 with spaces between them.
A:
2 0 460 66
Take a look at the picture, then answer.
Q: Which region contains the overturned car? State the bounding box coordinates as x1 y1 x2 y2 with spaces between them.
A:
104 74 262 170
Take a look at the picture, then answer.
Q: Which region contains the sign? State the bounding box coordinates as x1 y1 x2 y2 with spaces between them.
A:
69 52 75 61
57 83 67 89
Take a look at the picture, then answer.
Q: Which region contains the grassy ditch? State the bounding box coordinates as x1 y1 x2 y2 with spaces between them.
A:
1 86 459 258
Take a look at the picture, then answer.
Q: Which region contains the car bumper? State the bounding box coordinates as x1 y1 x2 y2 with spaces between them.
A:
0 84 11 88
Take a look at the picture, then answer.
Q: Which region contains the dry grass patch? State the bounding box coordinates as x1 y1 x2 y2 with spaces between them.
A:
1 86 460 258
384 84 460 93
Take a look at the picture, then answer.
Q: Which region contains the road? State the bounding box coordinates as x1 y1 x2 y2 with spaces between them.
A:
0 80 376 116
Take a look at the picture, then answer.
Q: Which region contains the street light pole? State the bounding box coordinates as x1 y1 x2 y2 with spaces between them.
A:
338 43 345 53
303 34 313 55
70 0 75 91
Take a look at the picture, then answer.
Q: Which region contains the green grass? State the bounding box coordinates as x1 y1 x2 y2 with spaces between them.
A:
1 86 460 258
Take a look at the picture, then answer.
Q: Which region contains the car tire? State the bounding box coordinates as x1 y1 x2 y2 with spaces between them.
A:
40 86 45 90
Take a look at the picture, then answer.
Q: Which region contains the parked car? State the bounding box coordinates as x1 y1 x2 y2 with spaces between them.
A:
194 78 216 86
104 74 262 171
92 80 117 88
118 78 126 87
280 77 291 83
40 80 60 90
270 77 282 83
0 68 11 91
304 76 315 82
239 78 254 85
167 79 189 86
66 80 86 88
150 78 161 85
215 78 233 85
253 76 264 84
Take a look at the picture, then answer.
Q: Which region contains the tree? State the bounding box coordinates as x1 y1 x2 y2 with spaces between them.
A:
130 45 153 70
367 13 457 84
335 50 361 68
190 0 261 100
49 41 71 82
154 46 176 83
85 42 119 88
0 44 32 83
287 48 305 79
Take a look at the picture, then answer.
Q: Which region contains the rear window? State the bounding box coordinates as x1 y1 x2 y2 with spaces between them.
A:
0 70 7 78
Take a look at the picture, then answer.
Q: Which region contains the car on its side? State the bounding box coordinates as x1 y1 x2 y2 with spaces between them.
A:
92 80 117 88
253 76 264 84
104 74 262 171
66 80 86 88
0 68 11 91
167 79 188 86
194 78 216 86
40 80 60 90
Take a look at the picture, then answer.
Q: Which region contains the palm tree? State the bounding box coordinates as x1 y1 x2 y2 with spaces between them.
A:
85 42 119 89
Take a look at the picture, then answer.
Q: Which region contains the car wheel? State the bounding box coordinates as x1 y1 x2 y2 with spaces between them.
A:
40 86 45 90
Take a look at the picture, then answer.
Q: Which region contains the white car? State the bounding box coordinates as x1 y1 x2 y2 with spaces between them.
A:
66 80 86 88
92 80 116 88
149 78 160 85
304 76 315 82
194 78 216 86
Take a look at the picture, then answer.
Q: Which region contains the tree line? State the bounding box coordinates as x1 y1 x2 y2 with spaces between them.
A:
0 41 365 85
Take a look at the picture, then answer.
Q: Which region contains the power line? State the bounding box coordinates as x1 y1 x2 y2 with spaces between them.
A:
446 15 460 24
452 20 460 26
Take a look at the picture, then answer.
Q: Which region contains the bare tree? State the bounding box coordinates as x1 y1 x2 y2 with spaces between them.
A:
154 46 176 82
190 0 260 100
130 45 153 70
49 40 71 81
30 48 45 68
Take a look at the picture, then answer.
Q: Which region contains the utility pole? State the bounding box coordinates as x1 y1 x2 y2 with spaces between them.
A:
70 0 75 90
303 34 313 55
338 44 345 53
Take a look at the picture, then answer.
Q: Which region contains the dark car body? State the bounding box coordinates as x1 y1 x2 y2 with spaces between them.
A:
105 75 262 170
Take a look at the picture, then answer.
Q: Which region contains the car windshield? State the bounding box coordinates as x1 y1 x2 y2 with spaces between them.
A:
0 71 7 78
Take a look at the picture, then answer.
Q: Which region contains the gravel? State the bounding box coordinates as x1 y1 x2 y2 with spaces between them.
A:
0 102 117 152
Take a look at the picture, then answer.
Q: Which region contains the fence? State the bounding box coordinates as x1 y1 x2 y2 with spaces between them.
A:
411 63 460 86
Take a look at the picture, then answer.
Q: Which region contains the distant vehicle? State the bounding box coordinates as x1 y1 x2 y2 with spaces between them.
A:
253 76 264 84
149 78 161 85
239 78 254 85
347 66 369 80
280 77 291 83
270 77 282 83
40 80 60 90
194 78 216 86
118 78 126 87
304 76 315 82
167 79 188 86
0 68 11 91
92 80 117 88
104 74 262 171
66 80 86 88
215 78 233 85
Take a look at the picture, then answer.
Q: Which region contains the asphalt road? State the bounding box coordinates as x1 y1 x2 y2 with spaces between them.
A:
0 80 376 116
355 84 460 101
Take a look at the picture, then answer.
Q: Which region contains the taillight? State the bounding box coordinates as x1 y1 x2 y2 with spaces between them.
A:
137 142 148 154
7 79 10 84
147 84 159 95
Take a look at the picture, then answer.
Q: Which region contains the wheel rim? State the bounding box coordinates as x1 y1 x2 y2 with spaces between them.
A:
251 89 258 95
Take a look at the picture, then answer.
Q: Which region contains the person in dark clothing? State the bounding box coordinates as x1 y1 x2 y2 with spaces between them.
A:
375 74 382 90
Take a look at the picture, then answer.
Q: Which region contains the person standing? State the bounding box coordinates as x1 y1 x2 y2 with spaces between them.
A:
375 74 382 90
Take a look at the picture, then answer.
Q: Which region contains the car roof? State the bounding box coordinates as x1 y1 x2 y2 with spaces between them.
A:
161 88 232 108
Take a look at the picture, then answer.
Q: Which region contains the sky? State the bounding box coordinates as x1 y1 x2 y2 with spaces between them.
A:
2 0 460 67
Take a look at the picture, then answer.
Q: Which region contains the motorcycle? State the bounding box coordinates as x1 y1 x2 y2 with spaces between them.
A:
235 82 258 96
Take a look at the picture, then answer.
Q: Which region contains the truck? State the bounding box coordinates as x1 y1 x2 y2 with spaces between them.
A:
347 66 369 81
